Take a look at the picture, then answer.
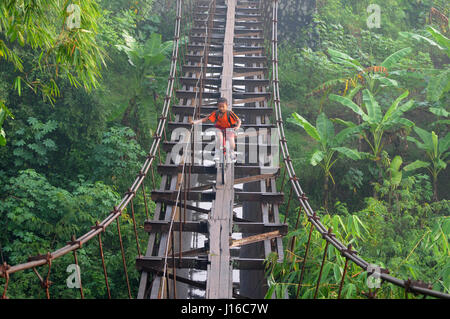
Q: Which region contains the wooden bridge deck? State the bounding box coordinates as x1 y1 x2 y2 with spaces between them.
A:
137 0 287 299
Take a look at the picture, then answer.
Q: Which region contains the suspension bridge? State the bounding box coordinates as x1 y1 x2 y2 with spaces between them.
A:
0 0 448 300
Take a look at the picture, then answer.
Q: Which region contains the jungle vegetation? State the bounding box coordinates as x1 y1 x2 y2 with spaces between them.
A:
0 0 448 299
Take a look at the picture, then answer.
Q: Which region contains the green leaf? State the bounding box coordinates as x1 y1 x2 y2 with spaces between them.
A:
14 76 22 96
345 283 356 299
310 150 325 166
407 136 427 151
432 131 439 158
0 128 6 146
427 69 449 102
334 126 361 145
316 113 334 147
332 118 357 128
352 215 361 237
390 155 403 172
290 113 321 141
397 99 415 114
388 117 414 128
329 94 368 121
399 31 444 50
362 89 382 123
435 119 450 126
354 215 369 234
381 47 412 69
333 264 341 283
332 57 364 72
310 78 346 95
426 26 450 55
328 48 360 65
322 263 332 282
403 160 430 172
439 133 450 154
413 126 433 151
437 159 447 170
429 107 449 117
390 155 403 186
346 84 363 99
383 90 409 123
375 76 398 87
332 147 361 160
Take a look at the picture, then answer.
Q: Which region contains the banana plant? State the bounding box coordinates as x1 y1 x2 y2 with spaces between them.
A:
329 89 415 191
311 46 412 98
385 155 404 210
330 89 415 161
115 32 172 128
404 127 450 201
399 26 450 102
288 112 361 209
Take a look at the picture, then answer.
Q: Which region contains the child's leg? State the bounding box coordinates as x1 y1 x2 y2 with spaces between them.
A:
227 133 235 151
225 130 236 154
215 128 223 158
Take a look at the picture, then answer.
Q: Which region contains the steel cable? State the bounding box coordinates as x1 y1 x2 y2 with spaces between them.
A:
160 0 216 299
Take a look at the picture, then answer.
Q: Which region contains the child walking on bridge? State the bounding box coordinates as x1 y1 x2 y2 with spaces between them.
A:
189 97 241 162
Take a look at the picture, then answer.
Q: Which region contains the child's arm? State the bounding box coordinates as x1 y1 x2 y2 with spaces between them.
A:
234 117 241 130
189 117 208 125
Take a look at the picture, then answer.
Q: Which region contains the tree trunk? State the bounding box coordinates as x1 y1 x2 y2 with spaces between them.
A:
433 174 439 201
324 172 329 211
121 97 136 128
373 159 382 199
355 92 363 152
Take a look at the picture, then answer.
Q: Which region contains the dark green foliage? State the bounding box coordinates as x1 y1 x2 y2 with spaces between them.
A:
0 0 162 298
11 117 58 167
91 126 146 188
0 0 448 300
269 0 449 299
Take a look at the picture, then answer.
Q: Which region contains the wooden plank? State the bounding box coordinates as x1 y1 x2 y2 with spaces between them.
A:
151 190 283 203
151 190 215 202
234 173 278 185
167 122 276 130
157 164 272 175
145 220 287 234
233 96 268 104
153 199 211 215
234 37 265 43
205 0 235 299
234 32 262 37
162 141 277 152
230 230 283 248
137 256 209 271
184 54 266 65
230 257 266 270
188 173 278 191
137 256 265 271
171 104 272 116
173 247 208 257
177 90 269 99
182 65 267 74
233 71 264 78
144 220 209 233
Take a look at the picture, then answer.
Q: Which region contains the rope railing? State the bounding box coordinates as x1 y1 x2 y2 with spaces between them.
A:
0 0 185 299
267 0 449 299
160 0 216 299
